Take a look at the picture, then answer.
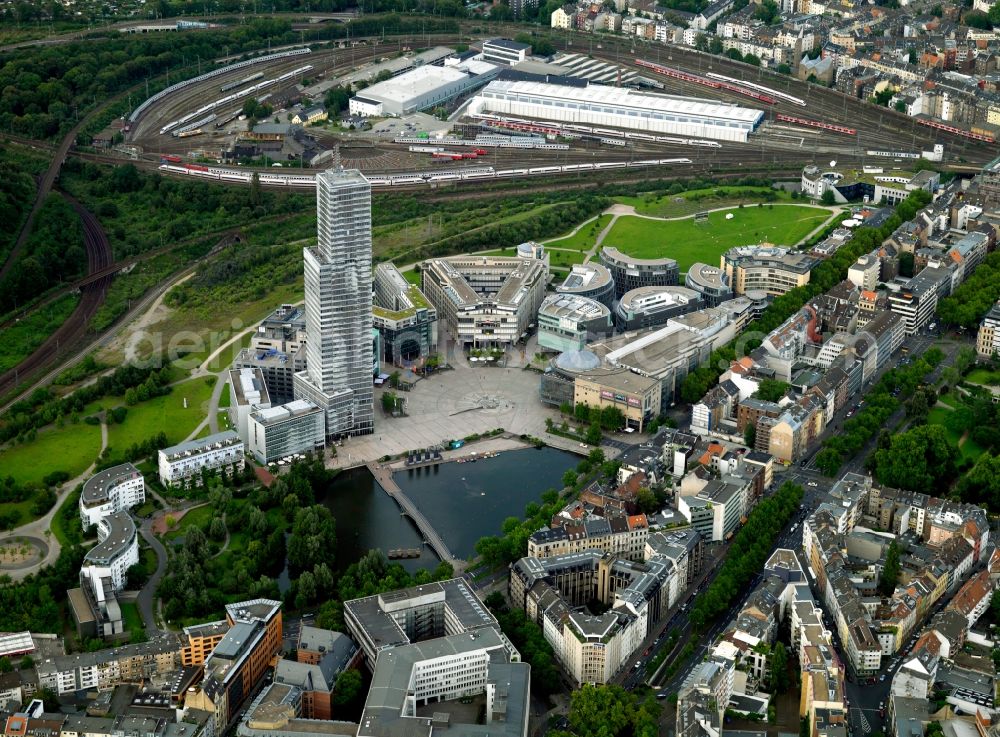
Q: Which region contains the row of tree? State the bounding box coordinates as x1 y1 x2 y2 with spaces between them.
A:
2 363 174 444
688 482 803 631
813 347 944 477
937 251 1000 330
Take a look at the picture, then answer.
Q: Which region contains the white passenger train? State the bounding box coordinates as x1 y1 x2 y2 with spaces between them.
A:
158 158 694 187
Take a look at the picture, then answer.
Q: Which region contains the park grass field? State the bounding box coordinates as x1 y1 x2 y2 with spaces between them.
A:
602 205 832 272
544 214 613 252
106 376 217 452
615 186 793 219
926 404 986 461
162 504 213 543
0 421 101 486
548 249 587 270
965 368 1000 386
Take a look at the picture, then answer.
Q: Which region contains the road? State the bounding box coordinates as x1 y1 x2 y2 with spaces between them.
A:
137 518 169 634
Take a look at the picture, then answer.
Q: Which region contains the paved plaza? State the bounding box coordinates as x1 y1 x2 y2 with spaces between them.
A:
329 336 565 468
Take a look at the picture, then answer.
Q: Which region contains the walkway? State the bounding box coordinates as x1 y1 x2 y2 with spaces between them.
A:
137 518 168 634
366 461 464 571
0 417 109 580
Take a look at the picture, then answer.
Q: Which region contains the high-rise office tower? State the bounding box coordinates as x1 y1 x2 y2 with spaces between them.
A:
293 168 374 437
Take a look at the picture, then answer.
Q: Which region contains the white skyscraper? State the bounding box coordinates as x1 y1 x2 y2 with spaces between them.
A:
293 168 375 437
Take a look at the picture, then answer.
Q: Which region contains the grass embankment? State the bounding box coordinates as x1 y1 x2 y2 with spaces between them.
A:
0 294 81 374
602 205 831 272
0 422 102 486
105 376 217 451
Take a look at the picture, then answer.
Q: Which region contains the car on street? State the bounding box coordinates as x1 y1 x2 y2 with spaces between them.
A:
807 481 818 487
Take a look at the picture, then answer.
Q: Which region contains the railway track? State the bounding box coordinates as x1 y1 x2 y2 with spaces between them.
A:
0 195 113 398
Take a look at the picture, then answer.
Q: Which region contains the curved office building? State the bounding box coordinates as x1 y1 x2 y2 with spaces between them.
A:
686 263 734 307
614 285 703 332
721 245 818 297
556 263 615 308
538 294 613 353
600 247 679 300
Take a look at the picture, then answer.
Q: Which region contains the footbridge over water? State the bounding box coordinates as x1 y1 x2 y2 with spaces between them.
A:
366 461 464 571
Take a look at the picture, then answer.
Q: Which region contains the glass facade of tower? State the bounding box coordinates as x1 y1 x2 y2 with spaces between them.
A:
292 169 375 437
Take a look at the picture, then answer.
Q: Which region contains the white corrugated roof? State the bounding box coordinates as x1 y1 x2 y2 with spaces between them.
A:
483 79 763 124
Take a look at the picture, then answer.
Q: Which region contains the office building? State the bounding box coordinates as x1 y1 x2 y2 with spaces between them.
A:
721 245 818 297
344 578 509 663
473 80 764 142
185 600 283 733
421 254 548 347
848 254 880 291
510 528 703 685
372 263 438 366
234 304 307 405
79 464 145 531
481 38 530 65
976 300 1000 359
228 367 271 442
887 266 950 335
342 579 530 737
600 247 679 300
685 263 734 307
556 263 615 307
247 399 326 465
158 431 244 488
614 285 703 332
293 168 375 437
537 294 612 352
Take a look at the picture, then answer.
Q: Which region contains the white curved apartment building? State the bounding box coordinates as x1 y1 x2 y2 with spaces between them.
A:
81 511 140 592
79 463 145 530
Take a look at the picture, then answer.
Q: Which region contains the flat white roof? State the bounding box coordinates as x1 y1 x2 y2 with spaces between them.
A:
483 79 763 124
361 64 470 105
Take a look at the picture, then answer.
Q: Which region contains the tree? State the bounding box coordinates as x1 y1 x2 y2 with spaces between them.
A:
709 37 724 54
19 655 33 670
820 189 837 205
586 422 603 446
562 469 578 489
332 669 364 718
381 391 399 413
754 379 789 403
286 505 336 574
769 642 789 692
567 684 633 737
906 390 929 424
635 487 661 514
0 657 11 673
588 447 606 466
744 423 757 448
879 540 901 595
874 424 959 493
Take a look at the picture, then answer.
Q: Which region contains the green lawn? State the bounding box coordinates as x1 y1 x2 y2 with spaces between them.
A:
402 269 422 286
926 405 985 461
965 368 1000 386
938 393 962 410
0 421 101 486
549 249 587 270
602 206 831 272
0 294 81 374
544 214 613 252
106 376 217 452
218 382 232 409
614 186 793 219
120 601 143 630
162 504 213 542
